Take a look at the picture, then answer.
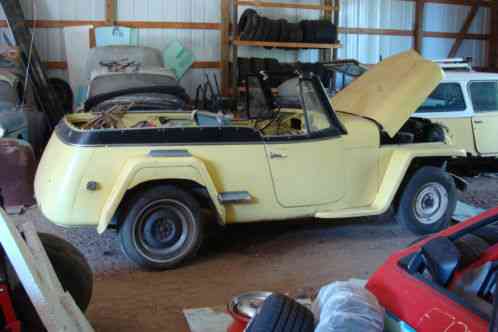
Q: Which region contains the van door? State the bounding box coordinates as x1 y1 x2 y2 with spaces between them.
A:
468 81 498 155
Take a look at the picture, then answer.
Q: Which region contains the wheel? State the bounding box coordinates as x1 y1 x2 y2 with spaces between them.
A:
239 9 258 40
119 185 203 270
396 166 456 235
245 294 315 332
7 233 93 331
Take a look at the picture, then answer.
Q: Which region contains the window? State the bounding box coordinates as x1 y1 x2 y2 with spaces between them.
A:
469 81 498 113
416 83 466 113
300 80 332 133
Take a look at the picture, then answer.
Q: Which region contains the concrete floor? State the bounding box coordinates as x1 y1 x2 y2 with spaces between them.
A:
11 175 498 332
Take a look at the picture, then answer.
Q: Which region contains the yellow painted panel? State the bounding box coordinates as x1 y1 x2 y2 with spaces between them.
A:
472 112 498 155
331 50 443 138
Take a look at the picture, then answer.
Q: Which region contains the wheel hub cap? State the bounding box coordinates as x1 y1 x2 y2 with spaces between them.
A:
413 182 449 225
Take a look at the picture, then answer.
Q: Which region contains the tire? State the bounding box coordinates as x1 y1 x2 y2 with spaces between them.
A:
7 233 93 331
119 185 203 270
246 294 315 332
239 9 257 40
278 19 290 42
396 166 457 235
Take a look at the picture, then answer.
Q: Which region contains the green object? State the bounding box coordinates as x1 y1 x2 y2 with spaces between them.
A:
95 26 139 47
163 40 195 80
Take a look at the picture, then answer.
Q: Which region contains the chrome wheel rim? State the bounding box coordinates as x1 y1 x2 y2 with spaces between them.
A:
413 182 449 225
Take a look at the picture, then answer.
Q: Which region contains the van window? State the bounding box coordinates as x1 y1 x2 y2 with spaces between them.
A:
416 83 466 113
469 81 498 113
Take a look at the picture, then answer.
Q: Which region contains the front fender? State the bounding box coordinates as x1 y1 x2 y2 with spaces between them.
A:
97 155 225 233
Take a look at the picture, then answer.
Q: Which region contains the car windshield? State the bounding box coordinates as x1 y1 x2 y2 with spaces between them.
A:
402 212 498 325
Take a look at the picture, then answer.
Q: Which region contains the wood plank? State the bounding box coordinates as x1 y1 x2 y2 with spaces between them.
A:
116 21 221 30
221 0 231 95
414 0 425 52
237 0 337 11
402 0 491 7
488 1 498 68
233 39 342 49
337 27 489 40
45 61 222 71
105 0 116 25
448 4 479 57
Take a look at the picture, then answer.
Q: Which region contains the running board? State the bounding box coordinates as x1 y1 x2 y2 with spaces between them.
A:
315 206 382 219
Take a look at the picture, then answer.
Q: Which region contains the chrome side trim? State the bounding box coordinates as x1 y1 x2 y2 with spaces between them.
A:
149 150 192 157
218 191 252 204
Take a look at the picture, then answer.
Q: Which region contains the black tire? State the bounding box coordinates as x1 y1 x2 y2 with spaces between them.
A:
278 19 290 42
7 233 93 331
119 185 203 270
314 21 338 43
239 9 258 40
254 16 268 41
246 294 315 332
396 166 457 235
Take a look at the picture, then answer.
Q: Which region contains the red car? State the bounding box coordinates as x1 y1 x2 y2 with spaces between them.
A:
367 208 498 332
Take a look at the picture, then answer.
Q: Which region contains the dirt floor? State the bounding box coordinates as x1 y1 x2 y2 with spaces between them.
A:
11 175 498 332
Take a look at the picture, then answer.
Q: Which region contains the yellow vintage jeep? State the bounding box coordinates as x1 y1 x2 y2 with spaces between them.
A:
35 51 466 270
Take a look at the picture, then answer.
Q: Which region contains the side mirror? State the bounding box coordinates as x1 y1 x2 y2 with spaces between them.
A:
421 237 460 287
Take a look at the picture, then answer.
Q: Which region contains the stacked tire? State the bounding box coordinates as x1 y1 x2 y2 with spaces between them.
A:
239 9 338 45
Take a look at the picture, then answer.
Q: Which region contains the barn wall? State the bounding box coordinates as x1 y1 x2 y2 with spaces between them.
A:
0 0 491 95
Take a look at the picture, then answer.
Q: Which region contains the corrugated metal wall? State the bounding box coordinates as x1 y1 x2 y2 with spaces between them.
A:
0 0 491 95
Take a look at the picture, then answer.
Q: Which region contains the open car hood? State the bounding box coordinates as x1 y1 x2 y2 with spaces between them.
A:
331 51 443 138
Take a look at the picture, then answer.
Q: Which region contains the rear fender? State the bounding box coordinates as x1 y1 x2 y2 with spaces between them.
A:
374 144 466 214
97 154 224 233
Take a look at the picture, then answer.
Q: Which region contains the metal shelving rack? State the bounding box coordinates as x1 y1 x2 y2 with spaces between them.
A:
227 0 341 95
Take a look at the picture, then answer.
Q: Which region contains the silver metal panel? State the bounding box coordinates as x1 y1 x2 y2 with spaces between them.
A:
218 191 252 204
149 149 192 158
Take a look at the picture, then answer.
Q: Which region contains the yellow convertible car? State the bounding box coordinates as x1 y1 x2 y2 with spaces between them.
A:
35 51 466 270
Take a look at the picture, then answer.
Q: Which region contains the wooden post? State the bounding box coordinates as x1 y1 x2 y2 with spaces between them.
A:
320 0 333 63
414 0 425 53
221 0 231 96
489 1 498 69
448 4 479 58
105 0 116 26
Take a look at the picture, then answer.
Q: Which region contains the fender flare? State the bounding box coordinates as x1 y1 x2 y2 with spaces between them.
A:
96 154 225 233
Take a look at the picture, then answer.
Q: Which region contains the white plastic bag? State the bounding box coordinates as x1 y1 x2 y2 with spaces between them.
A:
312 281 384 332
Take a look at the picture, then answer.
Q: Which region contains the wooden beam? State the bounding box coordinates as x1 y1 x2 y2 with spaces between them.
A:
115 21 221 30
489 1 498 68
105 0 116 25
237 0 337 11
221 0 231 95
403 0 491 7
414 0 425 52
337 27 488 40
448 4 479 57
45 60 221 71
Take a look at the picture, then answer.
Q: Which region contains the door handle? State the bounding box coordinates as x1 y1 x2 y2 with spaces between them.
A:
270 151 287 159
474 120 484 124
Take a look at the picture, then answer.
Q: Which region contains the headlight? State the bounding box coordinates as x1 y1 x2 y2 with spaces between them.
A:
0 126 5 138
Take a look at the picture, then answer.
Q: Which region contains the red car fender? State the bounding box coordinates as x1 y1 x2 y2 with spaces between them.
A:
365 208 498 332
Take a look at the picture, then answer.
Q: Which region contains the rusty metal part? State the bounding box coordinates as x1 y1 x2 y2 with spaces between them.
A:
81 103 133 130
0 139 36 209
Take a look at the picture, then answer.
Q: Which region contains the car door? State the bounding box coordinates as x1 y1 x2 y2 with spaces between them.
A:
468 81 498 155
265 78 347 208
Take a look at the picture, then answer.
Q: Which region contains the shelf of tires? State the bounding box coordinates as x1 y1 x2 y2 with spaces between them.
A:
230 0 341 94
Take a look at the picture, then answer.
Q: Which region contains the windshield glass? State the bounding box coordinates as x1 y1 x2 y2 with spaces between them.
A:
300 80 332 133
